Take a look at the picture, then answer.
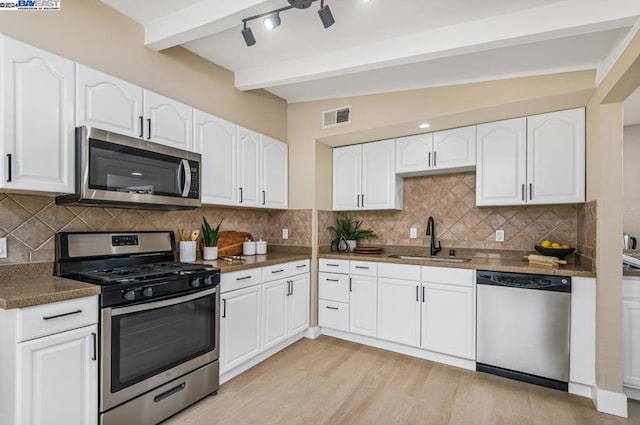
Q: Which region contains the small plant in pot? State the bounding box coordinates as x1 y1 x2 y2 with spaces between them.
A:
328 216 377 253
201 217 223 260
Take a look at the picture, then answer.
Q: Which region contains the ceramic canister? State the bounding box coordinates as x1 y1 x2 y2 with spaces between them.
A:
243 241 256 256
256 240 267 255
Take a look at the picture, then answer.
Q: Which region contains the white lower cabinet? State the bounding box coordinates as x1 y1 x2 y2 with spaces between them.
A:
623 278 640 399
18 325 98 425
262 273 310 351
220 284 262 373
377 277 421 346
349 275 377 337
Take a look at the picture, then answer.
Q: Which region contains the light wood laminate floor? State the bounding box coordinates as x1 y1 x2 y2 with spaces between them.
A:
165 336 640 425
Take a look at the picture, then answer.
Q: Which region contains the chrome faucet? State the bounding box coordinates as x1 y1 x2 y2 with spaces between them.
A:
426 216 442 256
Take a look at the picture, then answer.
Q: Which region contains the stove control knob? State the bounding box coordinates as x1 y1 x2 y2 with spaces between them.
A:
141 287 153 297
190 277 202 288
204 276 214 286
123 290 136 301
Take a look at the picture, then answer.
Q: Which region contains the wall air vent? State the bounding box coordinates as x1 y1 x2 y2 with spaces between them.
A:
322 106 351 129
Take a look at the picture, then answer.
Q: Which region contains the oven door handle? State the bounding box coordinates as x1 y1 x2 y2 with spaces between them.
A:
111 287 217 316
179 159 192 198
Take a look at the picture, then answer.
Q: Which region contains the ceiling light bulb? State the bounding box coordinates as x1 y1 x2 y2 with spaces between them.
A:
419 123 431 129
264 12 281 30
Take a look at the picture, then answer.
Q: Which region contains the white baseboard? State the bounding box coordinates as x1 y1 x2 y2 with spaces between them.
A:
568 382 594 398
304 326 321 339
321 328 476 371
220 331 306 385
593 385 628 418
624 385 640 401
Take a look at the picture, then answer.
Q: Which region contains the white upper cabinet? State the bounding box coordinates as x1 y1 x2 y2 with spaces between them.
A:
143 90 193 151
238 127 262 207
527 108 585 204
432 125 477 170
76 64 143 138
476 118 527 206
2 36 75 193
476 108 585 206
261 136 288 209
333 140 402 211
395 126 476 176
194 111 237 206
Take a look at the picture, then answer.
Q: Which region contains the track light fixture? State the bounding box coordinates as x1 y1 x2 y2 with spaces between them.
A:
241 0 335 47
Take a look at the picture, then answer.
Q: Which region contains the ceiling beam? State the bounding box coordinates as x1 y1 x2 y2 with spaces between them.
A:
145 0 281 51
234 0 640 91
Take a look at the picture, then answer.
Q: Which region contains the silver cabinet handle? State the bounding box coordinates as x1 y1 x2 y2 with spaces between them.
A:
296 264 307 269
428 151 431 167
349 277 353 292
138 116 144 138
361 194 365 207
239 187 243 203
6 154 11 182
522 184 525 201
262 190 266 205
422 286 425 303
415 285 419 302
325 306 339 310
271 269 284 274
529 183 533 201
222 299 227 318
326 263 339 267
236 275 252 281
355 266 369 269
43 309 82 320
357 194 360 208
434 151 437 167
326 278 340 282
91 332 97 361
146 118 152 140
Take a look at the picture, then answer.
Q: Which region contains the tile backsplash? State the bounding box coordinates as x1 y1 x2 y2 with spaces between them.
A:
322 172 579 252
577 200 596 264
0 192 311 264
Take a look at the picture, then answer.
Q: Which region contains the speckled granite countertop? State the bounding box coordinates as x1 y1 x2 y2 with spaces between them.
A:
319 248 595 278
0 264 100 310
195 252 311 273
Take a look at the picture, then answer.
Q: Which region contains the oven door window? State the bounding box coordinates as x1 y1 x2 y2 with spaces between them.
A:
89 138 188 198
110 292 216 392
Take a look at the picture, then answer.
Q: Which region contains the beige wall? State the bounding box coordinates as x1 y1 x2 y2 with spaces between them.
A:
624 125 640 239
0 0 287 141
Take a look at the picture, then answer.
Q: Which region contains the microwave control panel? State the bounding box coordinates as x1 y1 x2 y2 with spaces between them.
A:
188 160 199 199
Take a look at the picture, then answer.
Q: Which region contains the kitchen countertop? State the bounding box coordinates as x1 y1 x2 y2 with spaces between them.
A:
195 252 311 273
623 269 640 277
0 275 100 310
319 250 595 278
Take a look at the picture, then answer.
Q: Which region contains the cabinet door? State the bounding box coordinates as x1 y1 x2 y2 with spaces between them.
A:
333 145 361 211
476 118 527 206
76 64 143 138
432 125 476 170
143 90 193 151
17 325 97 425
2 37 75 193
349 275 377 337
288 274 310 335
361 139 398 210
194 110 238 206
421 282 475 359
395 133 432 174
377 278 421 347
261 136 288 209
220 285 261 373
623 293 640 389
237 127 261 207
527 108 585 204
262 279 287 351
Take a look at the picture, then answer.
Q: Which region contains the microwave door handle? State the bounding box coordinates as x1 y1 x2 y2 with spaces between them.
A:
180 159 191 197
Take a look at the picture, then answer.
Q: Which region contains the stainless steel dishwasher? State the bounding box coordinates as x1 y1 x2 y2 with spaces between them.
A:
476 270 571 391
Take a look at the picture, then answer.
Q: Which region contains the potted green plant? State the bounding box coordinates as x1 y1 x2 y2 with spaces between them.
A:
327 216 377 252
201 217 223 260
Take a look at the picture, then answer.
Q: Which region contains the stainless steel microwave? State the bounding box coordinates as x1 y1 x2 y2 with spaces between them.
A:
56 126 201 210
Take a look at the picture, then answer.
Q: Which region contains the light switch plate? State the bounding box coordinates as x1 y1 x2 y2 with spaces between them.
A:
495 230 505 242
410 227 417 239
0 238 6 258
282 229 288 240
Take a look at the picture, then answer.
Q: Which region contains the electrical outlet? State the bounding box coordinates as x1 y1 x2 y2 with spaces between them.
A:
282 228 288 240
410 227 417 239
495 229 505 242
0 238 6 259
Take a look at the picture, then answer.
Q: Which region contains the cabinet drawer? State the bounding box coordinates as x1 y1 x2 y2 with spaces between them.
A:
319 258 349 274
262 263 292 282
18 296 98 342
378 263 421 281
290 259 310 276
421 266 474 287
319 300 349 332
221 269 262 293
349 261 377 276
319 272 349 303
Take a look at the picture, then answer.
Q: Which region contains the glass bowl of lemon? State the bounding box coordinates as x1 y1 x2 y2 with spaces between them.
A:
534 240 575 259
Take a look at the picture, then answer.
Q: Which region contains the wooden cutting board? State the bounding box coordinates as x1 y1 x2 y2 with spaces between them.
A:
217 231 253 256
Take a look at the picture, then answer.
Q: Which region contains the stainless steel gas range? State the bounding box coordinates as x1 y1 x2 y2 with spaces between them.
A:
55 231 220 425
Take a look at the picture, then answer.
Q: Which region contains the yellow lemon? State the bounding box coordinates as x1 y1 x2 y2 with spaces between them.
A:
551 242 561 248
540 240 552 248
561 243 570 249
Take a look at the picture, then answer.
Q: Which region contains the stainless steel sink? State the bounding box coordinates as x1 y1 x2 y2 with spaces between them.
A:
388 254 471 263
